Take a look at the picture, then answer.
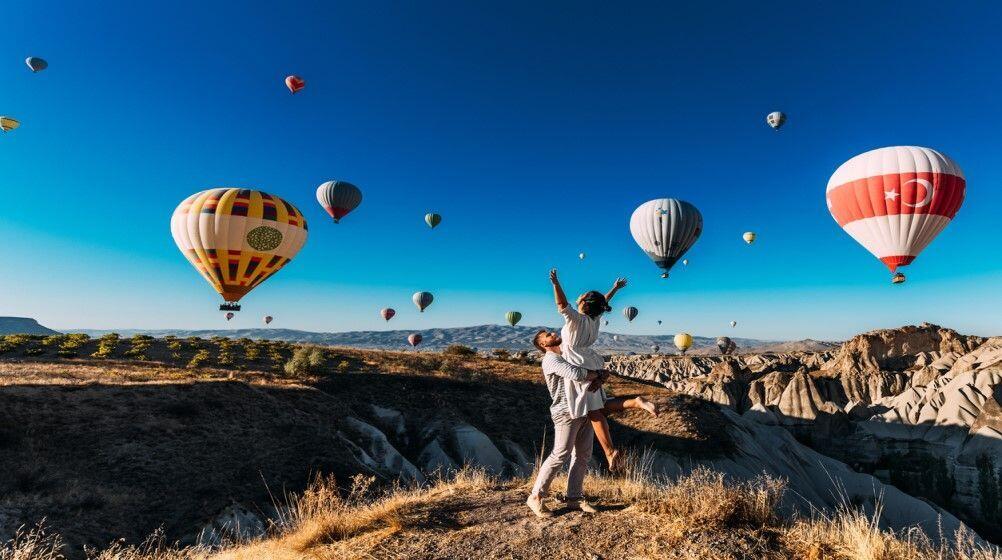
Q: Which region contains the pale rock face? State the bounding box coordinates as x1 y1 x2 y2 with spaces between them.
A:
338 417 424 483
417 438 458 475
196 504 266 547
368 404 408 445
448 423 513 476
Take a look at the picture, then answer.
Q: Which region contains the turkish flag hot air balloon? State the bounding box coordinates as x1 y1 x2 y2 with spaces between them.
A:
316 180 362 223
285 75 305 94
826 146 965 284
171 188 308 310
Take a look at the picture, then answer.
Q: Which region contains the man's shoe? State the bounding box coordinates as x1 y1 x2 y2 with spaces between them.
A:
526 495 555 518
565 497 599 513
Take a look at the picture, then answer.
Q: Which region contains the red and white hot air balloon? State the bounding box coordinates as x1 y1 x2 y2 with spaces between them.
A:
285 75 305 94
408 333 422 347
381 308 395 321
826 146 965 284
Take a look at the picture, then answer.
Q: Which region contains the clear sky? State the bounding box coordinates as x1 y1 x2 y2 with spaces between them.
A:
1 0 1000 340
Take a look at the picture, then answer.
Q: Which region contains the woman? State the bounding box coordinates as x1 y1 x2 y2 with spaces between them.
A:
549 269 658 471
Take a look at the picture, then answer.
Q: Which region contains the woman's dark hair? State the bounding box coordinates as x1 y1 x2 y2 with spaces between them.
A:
579 291 611 319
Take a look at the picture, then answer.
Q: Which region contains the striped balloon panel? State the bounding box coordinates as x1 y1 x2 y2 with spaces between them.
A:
630 198 702 272
171 188 308 302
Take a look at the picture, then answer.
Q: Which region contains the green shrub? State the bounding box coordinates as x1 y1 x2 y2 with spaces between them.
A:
187 349 210 369
41 334 68 347
443 344 476 357
91 333 120 359
60 333 90 350
56 349 78 358
491 349 511 360
283 347 326 377
337 360 351 373
123 334 152 360
23 347 44 357
167 339 183 351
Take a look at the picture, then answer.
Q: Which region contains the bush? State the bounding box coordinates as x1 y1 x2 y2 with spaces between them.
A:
283 347 326 377
91 333 120 359
337 360 351 373
60 333 90 350
123 334 152 360
41 334 68 347
443 344 477 357
187 349 210 369
56 349 78 358
0 334 32 355
23 347 44 357
491 348 511 360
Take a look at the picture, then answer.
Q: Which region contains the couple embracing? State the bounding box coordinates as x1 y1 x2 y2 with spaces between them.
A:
526 269 658 518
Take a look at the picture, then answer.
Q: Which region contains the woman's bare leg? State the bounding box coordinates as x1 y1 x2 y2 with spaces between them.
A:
603 396 659 416
587 410 620 471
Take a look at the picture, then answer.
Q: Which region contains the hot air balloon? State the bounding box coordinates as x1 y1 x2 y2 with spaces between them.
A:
716 336 736 356
604 320 609 326
264 315 273 325
225 312 234 321
316 180 362 223
578 252 586 260
651 344 660 353
425 213 441 228
682 259 688 266
623 307 638 322
0 117 20 132
613 335 620 342
171 188 308 311
657 320 662 326
827 146 965 284
674 333 693 354
381 308 396 321
506 311 522 326
25 57 47 72
730 321 737 328
413 291 434 312
408 333 423 347
285 75 305 94
630 199 702 278
743 232 756 244
766 111 786 130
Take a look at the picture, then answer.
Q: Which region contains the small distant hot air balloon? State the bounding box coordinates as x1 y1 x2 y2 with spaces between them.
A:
613 335 620 342
0 117 20 132
263 315 273 325
381 308 396 321
657 320 662 326
604 320 609 326
171 188 308 311
682 259 688 266
716 336 736 355
25 57 47 72
408 333 423 347
743 232 756 244
578 252 586 260
651 344 660 353
630 199 702 278
316 180 362 223
285 75 305 94
623 307 638 322
827 146 965 285
413 291 434 312
225 312 234 321
730 321 737 328
506 311 522 326
766 111 786 130
425 213 441 228
674 333 693 354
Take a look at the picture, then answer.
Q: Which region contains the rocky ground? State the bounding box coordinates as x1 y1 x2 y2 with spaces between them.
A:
0 324 998 558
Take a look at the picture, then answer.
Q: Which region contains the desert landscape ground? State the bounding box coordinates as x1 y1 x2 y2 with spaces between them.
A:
0 322 999 559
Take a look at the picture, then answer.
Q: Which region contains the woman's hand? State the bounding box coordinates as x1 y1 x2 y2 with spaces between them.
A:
549 268 559 284
613 278 628 290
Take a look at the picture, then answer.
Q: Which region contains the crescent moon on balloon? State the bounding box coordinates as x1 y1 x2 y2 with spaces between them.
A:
903 179 934 208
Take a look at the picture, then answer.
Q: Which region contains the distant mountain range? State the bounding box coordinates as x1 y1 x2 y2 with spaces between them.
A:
64 323 836 354
0 317 59 336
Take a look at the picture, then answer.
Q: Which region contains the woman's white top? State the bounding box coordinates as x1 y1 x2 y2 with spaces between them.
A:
559 305 608 417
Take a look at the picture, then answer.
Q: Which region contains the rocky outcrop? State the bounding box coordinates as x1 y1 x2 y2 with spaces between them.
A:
0 317 58 335
822 323 983 376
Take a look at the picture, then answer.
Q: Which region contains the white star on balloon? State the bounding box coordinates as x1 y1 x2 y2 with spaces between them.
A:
884 190 900 201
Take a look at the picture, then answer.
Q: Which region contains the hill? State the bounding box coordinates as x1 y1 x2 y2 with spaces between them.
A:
70 323 813 354
0 316 58 335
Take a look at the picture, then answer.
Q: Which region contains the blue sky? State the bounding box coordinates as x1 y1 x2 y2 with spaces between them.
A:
1 0 1000 340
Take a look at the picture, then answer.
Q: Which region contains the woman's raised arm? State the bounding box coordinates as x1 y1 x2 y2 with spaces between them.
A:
605 277 628 302
550 268 569 310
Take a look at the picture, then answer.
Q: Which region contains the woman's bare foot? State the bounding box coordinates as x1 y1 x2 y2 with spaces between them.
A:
637 397 659 416
606 449 622 472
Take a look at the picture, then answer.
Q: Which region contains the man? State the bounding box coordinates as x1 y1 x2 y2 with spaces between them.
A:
526 329 607 518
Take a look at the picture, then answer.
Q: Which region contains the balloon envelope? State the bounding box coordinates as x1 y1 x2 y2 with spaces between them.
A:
264 316 273 325
413 291 434 312
826 146 964 277
651 344 660 353
285 75 305 93
381 308 396 321
623 306 638 322
171 188 308 305
578 252 586 260
408 333 423 347
506 311 522 326
743 232 756 244
766 111 786 130
25 57 47 72
674 333 693 352
316 180 362 223
730 321 737 328
716 336 736 355
0 117 20 132
630 199 702 278
425 213 441 228
225 312 234 321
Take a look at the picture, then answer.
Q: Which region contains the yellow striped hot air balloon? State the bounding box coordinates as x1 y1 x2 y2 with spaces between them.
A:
171 188 308 310
0 117 20 132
